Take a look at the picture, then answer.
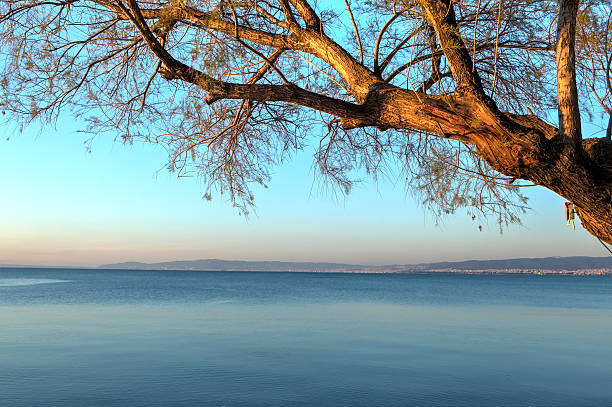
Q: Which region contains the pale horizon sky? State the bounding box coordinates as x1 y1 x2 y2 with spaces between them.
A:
0 112 608 268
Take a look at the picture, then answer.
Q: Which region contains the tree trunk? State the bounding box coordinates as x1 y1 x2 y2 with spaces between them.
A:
556 0 582 156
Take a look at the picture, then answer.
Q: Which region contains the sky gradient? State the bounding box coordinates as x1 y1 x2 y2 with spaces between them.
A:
0 112 607 267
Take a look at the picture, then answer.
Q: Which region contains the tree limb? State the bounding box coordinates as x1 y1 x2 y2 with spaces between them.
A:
420 0 486 96
556 0 582 154
287 0 320 30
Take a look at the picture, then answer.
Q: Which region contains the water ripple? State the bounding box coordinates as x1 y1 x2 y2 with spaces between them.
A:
0 278 72 287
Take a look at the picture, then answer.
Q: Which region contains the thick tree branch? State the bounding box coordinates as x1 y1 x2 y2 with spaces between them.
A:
556 0 582 155
101 2 377 98
420 0 486 96
287 0 320 30
278 0 298 28
119 0 368 121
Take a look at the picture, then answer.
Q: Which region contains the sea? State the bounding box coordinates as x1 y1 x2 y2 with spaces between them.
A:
1 267 611 407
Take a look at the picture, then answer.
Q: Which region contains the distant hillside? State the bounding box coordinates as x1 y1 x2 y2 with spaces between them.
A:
415 256 612 271
99 256 612 273
99 259 367 272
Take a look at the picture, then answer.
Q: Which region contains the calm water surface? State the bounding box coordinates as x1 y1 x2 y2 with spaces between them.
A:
1 268 611 406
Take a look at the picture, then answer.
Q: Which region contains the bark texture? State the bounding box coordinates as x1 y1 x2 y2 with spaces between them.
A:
556 0 582 156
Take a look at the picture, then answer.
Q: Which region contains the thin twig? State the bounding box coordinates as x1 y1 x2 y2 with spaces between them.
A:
374 11 404 75
598 237 612 255
472 0 482 72
343 0 363 64
491 0 502 97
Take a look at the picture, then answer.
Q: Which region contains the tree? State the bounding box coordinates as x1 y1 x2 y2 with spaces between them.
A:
1 0 611 243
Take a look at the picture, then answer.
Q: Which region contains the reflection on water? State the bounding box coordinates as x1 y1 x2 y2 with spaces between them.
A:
0 268 611 406
0 278 72 287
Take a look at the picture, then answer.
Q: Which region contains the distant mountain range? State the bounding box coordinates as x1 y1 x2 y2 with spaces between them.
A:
99 256 612 274
99 259 367 272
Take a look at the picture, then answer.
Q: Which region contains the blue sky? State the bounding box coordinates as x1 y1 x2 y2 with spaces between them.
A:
0 111 606 267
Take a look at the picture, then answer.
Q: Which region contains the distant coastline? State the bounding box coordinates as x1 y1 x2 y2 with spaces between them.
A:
3 256 611 275
96 256 612 275
354 267 612 275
